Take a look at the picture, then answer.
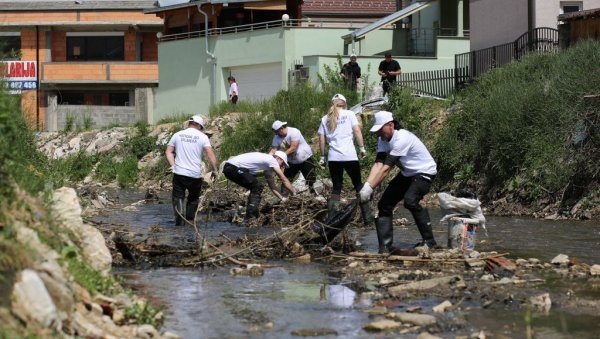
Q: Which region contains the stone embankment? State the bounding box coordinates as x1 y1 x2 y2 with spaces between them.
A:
3 187 179 338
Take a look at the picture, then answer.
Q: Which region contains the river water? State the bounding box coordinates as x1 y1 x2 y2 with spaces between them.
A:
94 190 600 338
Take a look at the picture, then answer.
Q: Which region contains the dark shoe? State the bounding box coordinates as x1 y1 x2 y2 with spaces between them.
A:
172 198 185 226
389 247 418 256
246 188 262 220
375 216 394 254
410 207 437 248
186 200 199 223
326 194 341 221
359 200 374 226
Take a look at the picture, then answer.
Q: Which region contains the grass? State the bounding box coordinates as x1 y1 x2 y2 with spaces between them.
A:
432 40 600 207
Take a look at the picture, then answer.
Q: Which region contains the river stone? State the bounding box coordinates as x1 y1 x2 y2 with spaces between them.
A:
551 254 570 266
11 269 59 330
530 293 551 313
290 328 339 336
52 187 112 275
363 319 402 332
590 264 600 276
388 275 465 296
37 271 74 321
432 300 452 313
388 312 437 326
417 332 443 339
136 324 159 339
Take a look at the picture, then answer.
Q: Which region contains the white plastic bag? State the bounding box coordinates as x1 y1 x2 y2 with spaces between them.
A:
437 192 487 232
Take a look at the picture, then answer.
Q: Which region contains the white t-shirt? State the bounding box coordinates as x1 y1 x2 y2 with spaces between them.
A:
229 82 238 97
271 127 313 164
318 109 359 161
377 129 437 177
226 152 279 175
167 127 212 179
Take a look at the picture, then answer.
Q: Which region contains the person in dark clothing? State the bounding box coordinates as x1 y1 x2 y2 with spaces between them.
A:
378 52 401 96
340 54 361 91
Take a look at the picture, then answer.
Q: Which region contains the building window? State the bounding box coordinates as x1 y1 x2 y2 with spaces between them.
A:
560 2 582 14
66 36 124 61
0 34 21 59
59 91 131 106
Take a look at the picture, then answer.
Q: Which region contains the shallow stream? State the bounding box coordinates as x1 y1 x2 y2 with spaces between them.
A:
94 191 600 338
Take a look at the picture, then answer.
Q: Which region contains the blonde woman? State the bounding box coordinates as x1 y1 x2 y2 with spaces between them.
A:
318 94 373 224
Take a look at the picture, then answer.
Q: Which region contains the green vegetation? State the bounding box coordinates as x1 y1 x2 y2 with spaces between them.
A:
432 40 600 208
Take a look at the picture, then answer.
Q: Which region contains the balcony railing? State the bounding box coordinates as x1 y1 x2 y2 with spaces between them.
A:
41 62 158 82
159 19 381 42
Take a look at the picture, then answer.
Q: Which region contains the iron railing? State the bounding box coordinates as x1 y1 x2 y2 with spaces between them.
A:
398 68 456 98
455 27 559 86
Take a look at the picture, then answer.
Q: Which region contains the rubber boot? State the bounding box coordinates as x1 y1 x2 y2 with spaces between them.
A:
245 185 263 220
358 199 375 226
172 198 185 226
375 216 394 254
326 194 341 221
186 200 199 224
410 208 438 248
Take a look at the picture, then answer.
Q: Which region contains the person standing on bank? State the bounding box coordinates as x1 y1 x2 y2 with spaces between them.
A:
359 111 438 253
165 115 219 226
269 120 316 195
378 52 401 97
340 54 361 91
228 76 238 105
223 151 296 220
318 94 374 224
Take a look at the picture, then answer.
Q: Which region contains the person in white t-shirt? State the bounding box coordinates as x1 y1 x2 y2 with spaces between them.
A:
318 93 373 224
269 120 315 195
223 151 296 220
165 115 219 226
359 111 438 253
228 76 238 105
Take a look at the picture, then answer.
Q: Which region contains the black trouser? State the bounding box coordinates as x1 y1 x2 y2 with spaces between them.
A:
328 160 363 195
172 173 203 203
378 173 434 217
284 158 316 192
382 79 396 96
223 163 264 218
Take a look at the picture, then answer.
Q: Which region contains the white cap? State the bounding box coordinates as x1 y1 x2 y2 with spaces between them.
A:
273 150 289 168
369 111 394 132
332 93 346 103
350 53 357 58
188 115 205 128
272 120 287 131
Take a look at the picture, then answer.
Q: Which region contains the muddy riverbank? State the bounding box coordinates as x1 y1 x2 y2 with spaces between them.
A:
91 188 600 339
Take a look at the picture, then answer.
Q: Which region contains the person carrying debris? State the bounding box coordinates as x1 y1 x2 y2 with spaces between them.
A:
269 120 316 195
223 151 296 221
165 115 219 226
318 93 374 224
359 111 438 253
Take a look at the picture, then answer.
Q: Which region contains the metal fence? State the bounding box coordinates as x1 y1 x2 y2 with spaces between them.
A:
455 27 559 86
398 68 456 98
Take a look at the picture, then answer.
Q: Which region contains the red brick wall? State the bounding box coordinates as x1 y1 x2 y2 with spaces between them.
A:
124 30 136 61
20 30 46 130
51 31 66 62
142 33 158 61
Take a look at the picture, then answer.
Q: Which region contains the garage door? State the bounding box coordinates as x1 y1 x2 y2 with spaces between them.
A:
229 62 282 102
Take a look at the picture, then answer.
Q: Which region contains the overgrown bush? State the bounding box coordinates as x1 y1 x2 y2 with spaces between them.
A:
433 40 600 206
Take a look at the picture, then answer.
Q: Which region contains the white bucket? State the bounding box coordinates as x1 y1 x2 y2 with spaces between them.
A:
447 217 480 251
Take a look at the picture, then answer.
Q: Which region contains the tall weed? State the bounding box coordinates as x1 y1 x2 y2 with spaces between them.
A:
433 40 600 203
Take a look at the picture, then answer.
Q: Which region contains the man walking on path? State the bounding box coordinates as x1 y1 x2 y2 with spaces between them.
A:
359 111 438 253
228 76 238 105
378 52 401 97
165 115 219 226
223 151 296 220
269 120 316 195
